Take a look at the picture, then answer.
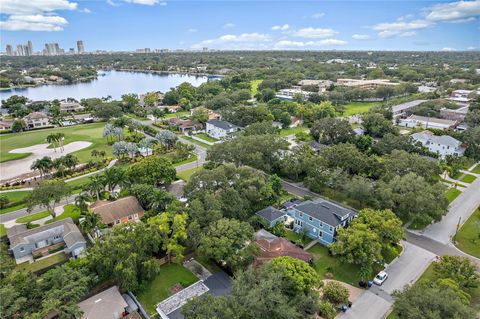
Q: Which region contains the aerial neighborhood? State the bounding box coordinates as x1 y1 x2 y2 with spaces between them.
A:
1 15 480 319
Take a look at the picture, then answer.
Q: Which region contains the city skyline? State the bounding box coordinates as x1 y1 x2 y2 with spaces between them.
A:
1 0 479 52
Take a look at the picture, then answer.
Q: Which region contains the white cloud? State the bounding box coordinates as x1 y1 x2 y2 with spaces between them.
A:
352 34 371 40
398 31 416 37
426 0 480 23
274 38 347 48
192 33 271 50
373 20 431 38
124 0 160 5
82 8 91 13
1 0 77 15
293 27 338 38
441 47 457 51
187 28 198 33
223 23 235 28
467 46 477 50
311 12 325 19
0 14 68 31
159 1 167 5
272 24 290 31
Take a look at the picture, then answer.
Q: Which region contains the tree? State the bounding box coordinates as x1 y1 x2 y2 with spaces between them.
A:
362 112 397 138
266 256 320 294
191 107 210 126
242 121 279 136
148 212 188 263
80 210 103 237
11 119 24 132
143 92 160 107
126 156 176 186
92 102 123 120
355 208 405 245
121 93 139 112
322 281 350 305
310 117 355 144
103 166 127 196
155 130 178 149
30 156 53 179
130 183 173 212
380 150 441 183
433 256 479 289
320 143 373 175
464 126 480 160
74 193 90 214
318 300 336 319
26 180 71 218
84 175 105 201
199 218 257 270
392 282 476 319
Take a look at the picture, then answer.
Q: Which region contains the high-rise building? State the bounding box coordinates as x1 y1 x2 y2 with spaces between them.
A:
77 40 85 54
5 45 13 56
27 41 33 55
16 45 24 56
23 45 30 56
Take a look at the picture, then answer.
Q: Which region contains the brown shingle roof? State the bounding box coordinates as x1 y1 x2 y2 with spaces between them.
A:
90 196 144 225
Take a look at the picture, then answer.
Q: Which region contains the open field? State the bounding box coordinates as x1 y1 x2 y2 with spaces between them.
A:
137 263 198 316
455 209 480 258
0 123 110 163
343 101 380 116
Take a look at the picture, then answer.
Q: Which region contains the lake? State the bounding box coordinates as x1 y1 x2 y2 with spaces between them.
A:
0 70 212 102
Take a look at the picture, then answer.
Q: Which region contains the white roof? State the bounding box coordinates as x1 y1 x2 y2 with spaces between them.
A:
407 115 457 126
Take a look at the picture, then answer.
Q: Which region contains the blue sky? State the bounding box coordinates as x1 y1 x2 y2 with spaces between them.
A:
1 0 479 52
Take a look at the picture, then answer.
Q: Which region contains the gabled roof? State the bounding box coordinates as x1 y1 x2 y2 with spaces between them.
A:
23 112 48 120
256 206 285 223
90 196 144 225
411 131 462 148
294 199 357 227
207 119 239 130
78 286 128 319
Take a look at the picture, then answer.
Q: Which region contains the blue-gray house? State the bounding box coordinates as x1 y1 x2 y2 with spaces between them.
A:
288 199 357 246
256 206 287 227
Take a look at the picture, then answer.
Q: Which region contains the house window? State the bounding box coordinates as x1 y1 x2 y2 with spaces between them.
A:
115 219 120 224
320 222 323 227
53 235 61 240
319 231 323 237
299 212 303 217
329 226 333 232
128 215 133 220
308 216 313 222
20 247 25 252
134 213 139 219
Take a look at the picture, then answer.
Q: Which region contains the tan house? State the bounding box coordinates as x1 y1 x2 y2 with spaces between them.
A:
90 196 144 227
22 112 51 129
60 101 85 113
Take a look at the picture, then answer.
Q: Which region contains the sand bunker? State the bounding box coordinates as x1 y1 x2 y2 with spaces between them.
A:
1 141 92 181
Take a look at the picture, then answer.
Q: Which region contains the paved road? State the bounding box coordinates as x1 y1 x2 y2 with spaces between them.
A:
176 137 207 171
419 175 480 245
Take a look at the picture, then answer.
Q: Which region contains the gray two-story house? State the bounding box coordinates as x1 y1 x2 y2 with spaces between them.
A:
7 218 86 264
288 199 357 246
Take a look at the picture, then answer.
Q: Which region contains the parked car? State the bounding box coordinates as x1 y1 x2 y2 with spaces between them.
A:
373 271 388 285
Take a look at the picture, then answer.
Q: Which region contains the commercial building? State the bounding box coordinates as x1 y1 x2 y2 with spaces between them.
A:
336 78 399 90
399 115 457 130
5 45 13 56
77 40 85 54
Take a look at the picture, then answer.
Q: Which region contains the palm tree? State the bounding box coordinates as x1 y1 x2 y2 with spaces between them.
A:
84 175 105 201
62 154 79 171
56 133 65 152
31 156 53 179
103 167 125 196
75 193 90 214
80 210 102 238
91 149 99 159
46 134 59 152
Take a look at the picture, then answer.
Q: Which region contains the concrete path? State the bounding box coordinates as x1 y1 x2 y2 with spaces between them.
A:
1 141 92 181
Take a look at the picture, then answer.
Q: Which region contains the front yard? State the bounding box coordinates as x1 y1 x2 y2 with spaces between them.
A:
454 209 480 258
193 133 218 143
137 263 199 316
461 174 477 184
279 126 308 137
445 187 462 203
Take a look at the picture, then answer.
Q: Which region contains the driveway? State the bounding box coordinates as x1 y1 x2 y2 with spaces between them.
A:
1 141 92 182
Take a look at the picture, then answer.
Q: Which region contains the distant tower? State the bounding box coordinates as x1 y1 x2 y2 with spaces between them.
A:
6 45 13 56
54 43 61 55
16 45 24 56
77 40 85 54
27 40 33 55
23 45 30 56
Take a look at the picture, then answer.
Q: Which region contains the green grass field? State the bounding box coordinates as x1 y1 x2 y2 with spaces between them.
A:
250 79 263 96
16 252 68 273
461 174 477 183
471 164 480 174
16 210 50 223
0 190 32 214
193 133 218 142
284 229 309 246
445 188 462 203
455 209 480 258
0 123 111 163
45 204 81 224
279 126 308 137
0 224 6 237
181 135 212 149
343 101 380 116
177 167 203 181
163 111 189 119
137 263 198 316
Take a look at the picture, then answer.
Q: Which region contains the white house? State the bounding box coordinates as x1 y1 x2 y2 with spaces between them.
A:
399 115 456 130
22 112 51 129
411 131 465 158
60 101 85 113
206 120 239 139
275 87 312 101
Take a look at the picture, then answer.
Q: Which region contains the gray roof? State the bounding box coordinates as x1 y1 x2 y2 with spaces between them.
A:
165 180 186 198
78 286 128 319
308 141 327 152
8 217 85 249
207 119 239 130
294 199 357 227
391 99 427 113
411 131 462 148
256 206 286 222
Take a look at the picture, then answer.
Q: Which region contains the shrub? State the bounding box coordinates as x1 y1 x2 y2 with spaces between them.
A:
318 300 337 319
323 281 350 305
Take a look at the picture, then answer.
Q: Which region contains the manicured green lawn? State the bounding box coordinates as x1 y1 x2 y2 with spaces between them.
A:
308 244 366 287
163 111 189 119
471 164 480 174
0 123 111 163
0 203 28 214
16 252 68 273
177 167 203 181
193 133 218 142
455 209 480 258
45 204 81 224
0 224 6 237
461 174 477 183
343 101 380 116
279 126 308 137
16 210 50 223
284 229 309 246
137 263 199 316
66 174 94 190
181 135 211 149
173 155 198 166
0 190 31 214
445 187 462 203
250 79 263 96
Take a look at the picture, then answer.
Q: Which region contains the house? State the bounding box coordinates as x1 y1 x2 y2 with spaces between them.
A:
411 131 465 158
256 206 287 227
0 120 13 130
60 101 85 113
391 100 427 118
336 79 399 90
169 118 202 134
7 218 86 264
288 199 358 246
307 141 327 153
164 180 187 203
275 87 312 101
90 196 144 227
440 106 469 121
253 229 313 266
78 286 139 319
447 90 473 107
399 115 457 130
22 112 51 129
206 120 240 139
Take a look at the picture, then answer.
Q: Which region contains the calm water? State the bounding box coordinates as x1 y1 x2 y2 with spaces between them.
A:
0 70 211 102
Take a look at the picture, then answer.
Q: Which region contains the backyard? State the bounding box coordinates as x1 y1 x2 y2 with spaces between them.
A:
16 252 69 273
279 126 308 137
137 263 199 316
0 122 111 163
343 101 380 116
454 209 480 258
192 133 218 142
